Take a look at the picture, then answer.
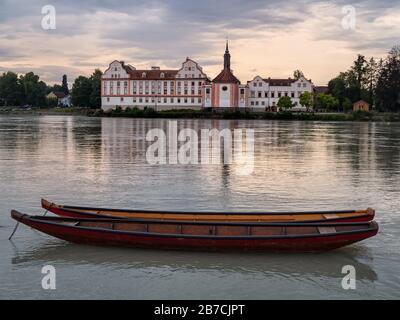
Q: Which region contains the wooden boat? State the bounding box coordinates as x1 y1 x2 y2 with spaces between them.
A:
41 199 375 223
11 210 379 252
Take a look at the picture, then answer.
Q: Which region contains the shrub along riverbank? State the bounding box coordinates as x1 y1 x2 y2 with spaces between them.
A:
0 106 98 116
104 107 400 122
1 106 400 122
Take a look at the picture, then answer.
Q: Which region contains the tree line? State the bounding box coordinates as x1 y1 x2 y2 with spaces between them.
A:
0 69 102 108
279 45 400 112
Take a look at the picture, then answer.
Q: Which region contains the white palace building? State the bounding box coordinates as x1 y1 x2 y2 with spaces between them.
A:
101 42 314 112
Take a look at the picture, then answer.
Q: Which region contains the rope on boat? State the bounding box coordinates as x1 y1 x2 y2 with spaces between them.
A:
8 222 20 241
43 202 54 216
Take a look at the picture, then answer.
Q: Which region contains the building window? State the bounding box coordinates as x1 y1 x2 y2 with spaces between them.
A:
121 97 124 102
160 73 165 78
206 88 210 94
222 86 228 91
258 82 262 87
107 97 110 102
258 92 262 98
142 72 146 78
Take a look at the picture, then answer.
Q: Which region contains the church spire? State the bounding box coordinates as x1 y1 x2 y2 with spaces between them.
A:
224 40 231 70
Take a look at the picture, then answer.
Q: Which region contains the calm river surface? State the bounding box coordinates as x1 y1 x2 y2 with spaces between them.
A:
0 115 399 299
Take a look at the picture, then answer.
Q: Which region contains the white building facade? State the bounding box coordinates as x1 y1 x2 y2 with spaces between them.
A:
101 43 314 112
101 58 209 112
247 76 314 111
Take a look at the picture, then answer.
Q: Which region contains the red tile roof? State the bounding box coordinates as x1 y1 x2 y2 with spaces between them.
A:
213 69 240 84
122 64 178 80
314 86 329 94
263 78 296 86
52 92 66 98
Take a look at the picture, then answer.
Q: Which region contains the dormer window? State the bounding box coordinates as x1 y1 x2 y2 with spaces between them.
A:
142 72 146 78
160 73 165 78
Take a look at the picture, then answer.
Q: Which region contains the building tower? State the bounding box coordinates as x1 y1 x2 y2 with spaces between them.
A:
210 41 241 108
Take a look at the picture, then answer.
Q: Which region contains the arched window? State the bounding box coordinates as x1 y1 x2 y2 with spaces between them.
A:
142 72 146 78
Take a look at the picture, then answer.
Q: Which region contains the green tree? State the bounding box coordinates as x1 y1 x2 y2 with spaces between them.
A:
277 96 293 111
62 74 69 95
328 73 347 110
19 72 47 106
71 76 92 107
299 91 313 111
343 97 353 112
376 46 400 112
316 93 339 111
89 69 102 108
47 84 63 94
0 72 21 106
351 54 368 100
293 70 304 80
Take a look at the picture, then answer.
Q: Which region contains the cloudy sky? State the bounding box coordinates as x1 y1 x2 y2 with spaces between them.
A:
0 0 399 85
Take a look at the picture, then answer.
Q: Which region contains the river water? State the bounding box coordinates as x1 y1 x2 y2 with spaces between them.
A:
0 115 399 299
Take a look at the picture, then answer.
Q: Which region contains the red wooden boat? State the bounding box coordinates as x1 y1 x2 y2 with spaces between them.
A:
41 199 375 223
11 210 379 252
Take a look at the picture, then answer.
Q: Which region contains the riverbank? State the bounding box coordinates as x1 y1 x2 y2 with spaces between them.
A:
104 107 400 122
1 106 400 122
0 107 98 116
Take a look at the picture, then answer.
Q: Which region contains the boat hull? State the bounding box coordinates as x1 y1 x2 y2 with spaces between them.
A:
12 211 379 253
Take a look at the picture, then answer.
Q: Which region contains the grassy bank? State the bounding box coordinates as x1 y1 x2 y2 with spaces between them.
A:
0 107 98 116
104 107 400 122
1 106 400 122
